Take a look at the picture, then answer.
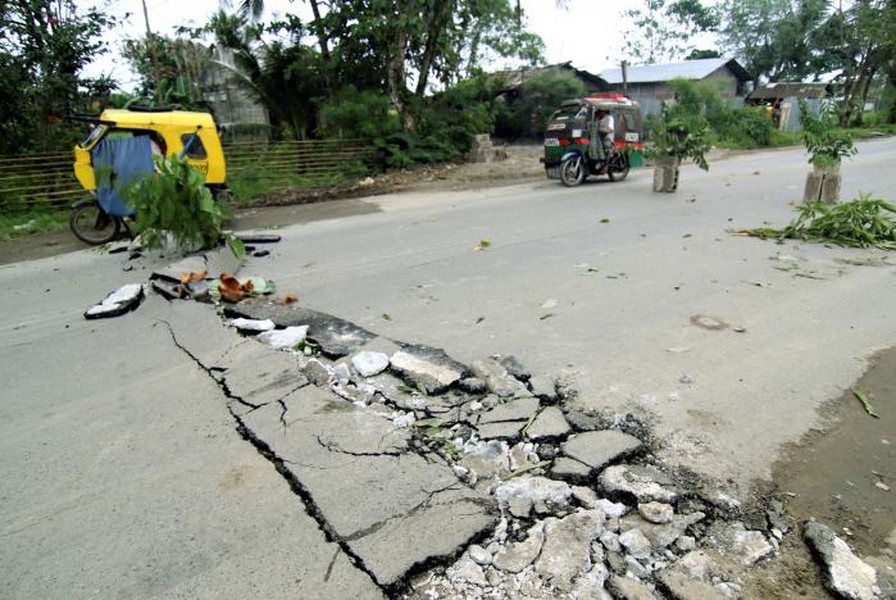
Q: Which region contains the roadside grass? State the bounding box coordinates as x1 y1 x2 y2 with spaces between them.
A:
0 205 69 241
227 169 366 206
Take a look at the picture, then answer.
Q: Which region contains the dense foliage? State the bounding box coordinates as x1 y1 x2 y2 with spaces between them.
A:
0 1 116 153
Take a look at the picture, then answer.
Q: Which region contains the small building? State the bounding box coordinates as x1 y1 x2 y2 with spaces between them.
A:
599 58 753 117
200 47 270 142
747 82 829 131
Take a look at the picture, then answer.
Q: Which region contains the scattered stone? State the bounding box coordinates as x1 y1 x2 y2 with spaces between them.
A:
639 501 674 524
561 430 643 473
301 357 333 387
804 520 880 600
446 554 488 586
599 464 679 503
596 498 630 519
679 373 696 384
493 522 545 574
256 325 309 349
84 283 144 319
351 350 391 377
601 530 622 552
526 406 572 440
468 544 492 566
619 528 653 559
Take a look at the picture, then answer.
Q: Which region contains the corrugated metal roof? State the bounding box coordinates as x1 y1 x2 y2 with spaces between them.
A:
600 58 750 84
748 82 828 100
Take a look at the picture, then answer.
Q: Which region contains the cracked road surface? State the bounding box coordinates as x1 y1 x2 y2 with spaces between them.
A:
0 260 384 598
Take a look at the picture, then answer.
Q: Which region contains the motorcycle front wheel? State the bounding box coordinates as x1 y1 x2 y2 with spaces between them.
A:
607 153 630 182
70 200 121 245
560 155 586 187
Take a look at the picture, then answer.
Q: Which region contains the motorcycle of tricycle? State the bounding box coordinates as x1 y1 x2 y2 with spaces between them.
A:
541 93 643 187
67 106 230 245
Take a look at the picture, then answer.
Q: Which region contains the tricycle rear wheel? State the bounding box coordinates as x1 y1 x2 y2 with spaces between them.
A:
607 153 630 182
70 199 120 245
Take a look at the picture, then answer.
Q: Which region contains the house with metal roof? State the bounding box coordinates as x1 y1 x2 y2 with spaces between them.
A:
599 58 753 117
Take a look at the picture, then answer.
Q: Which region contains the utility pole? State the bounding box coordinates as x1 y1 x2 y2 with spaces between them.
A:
142 0 162 105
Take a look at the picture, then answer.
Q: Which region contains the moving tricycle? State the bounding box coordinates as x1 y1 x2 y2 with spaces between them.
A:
541 93 643 187
68 107 230 244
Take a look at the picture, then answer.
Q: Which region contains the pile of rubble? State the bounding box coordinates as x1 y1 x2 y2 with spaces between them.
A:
224 298 891 599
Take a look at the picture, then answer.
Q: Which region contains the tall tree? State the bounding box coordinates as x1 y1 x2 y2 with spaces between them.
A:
717 0 832 86
829 0 896 124
308 0 544 131
622 0 720 64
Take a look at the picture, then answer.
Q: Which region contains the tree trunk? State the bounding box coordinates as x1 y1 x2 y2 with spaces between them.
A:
415 1 454 97
388 2 414 132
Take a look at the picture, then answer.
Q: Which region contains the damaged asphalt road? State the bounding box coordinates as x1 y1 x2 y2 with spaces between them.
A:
2 139 896 599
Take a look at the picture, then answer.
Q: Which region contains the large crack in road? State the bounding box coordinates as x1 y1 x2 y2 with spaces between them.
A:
159 318 389 593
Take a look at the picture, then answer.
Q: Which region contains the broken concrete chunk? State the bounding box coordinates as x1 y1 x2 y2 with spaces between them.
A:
535 510 605 592
458 439 510 483
608 574 662 600
84 283 144 319
228 317 275 332
477 396 541 426
390 346 466 394
256 325 309 349
804 520 880 600
656 551 732 600
351 350 391 377
471 357 531 398
224 301 376 356
561 430 643 473
705 521 775 566
494 476 573 518
599 464 679 504
551 457 593 481
526 406 572 440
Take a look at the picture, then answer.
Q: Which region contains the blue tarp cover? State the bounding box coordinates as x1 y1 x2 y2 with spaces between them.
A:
92 136 154 217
